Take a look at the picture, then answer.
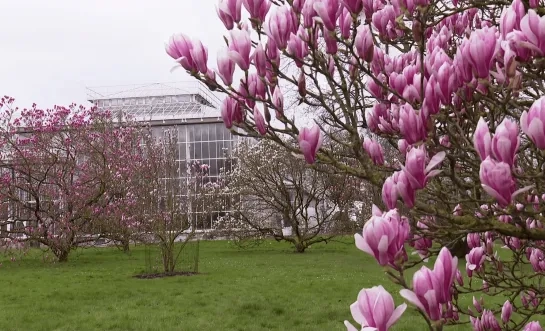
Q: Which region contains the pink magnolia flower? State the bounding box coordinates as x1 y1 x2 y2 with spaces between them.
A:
264 6 295 50
521 96 545 149
355 25 374 62
253 105 267 135
524 321 543 331
479 157 530 207
400 266 442 321
467 233 482 249
466 246 486 277
362 137 384 165
433 247 458 304
228 29 252 71
529 248 545 272
491 118 520 167
474 117 491 161
243 0 271 23
338 7 351 39
355 207 409 267
401 146 445 190
216 0 242 30
313 0 340 31
341 0 363 14
272 86 284 115
520 10 545 55
398 104 427 144
400 247 457 321
216 49 235 86
502 300 513 324
382 176 398 210
345 286 407 331
298 125 323 164
287 32 309 67
165 33 195 71
252 43 267 77
220 96 243 128
467 27 500 78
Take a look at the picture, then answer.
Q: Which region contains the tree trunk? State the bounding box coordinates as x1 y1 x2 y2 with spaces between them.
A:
294 242 306 253
446 237 470 258
121 239 130 254
162 244 175 273
55 249 70 262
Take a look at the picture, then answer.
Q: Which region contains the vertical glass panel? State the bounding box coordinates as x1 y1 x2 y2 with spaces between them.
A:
179 143 186 160
209 142 217 159
211 159 219 176
215 124 223 141
194 142 202 160
202 142 210 159
188 125 195 142
178 126 186 143
196 125 204 141
208 124 216 142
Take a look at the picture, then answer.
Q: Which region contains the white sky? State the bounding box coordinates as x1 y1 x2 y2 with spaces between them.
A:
0 0 226 108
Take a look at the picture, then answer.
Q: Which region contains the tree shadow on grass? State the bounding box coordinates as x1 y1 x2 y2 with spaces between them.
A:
133 271 200 279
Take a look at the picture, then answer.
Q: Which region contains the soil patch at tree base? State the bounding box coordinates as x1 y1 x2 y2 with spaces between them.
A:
133 271 199 279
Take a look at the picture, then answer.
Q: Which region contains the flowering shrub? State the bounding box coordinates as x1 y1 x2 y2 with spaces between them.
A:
0 98 142 262
168 0 545 329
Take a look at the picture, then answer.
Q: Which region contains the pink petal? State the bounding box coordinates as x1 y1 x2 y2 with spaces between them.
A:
355 234 375 257
512 185 535 200
425 151 446 173
386 303 407 329
520 111 529 135
481 184 509 206
399 289 426 312
377 235 390 265
349 302 366 325
344 321 359 331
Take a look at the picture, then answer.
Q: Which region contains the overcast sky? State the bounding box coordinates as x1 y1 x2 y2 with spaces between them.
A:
0 0 225 109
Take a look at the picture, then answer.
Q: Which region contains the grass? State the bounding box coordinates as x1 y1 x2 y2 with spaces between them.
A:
0 239 509 331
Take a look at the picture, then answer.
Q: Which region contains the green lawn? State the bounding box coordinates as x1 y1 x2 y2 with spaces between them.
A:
0 239 491 331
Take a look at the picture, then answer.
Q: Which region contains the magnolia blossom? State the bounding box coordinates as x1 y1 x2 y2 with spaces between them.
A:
345 286 406 331
355 207 409 267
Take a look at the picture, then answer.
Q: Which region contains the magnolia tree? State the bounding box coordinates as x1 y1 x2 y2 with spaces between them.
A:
90 124 146 253
166 0 545 329
129 130 218 274
0 98 140 262
218 138 358 252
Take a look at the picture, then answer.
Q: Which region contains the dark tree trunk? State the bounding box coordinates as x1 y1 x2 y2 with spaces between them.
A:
121 239 130 254
446 237 470 258
55 249 70 262
294 242 306 253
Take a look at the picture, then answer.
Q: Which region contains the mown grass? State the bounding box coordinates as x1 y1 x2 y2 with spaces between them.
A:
0 239 513 331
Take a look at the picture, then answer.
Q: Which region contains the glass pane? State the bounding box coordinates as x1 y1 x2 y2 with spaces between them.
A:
179 143 186 160
215 124 222 141
178 126 186 143
188 125 195 142
208 124 216 142
196 125 203 141
202 142 209 159
194 142 202 159
202 124 208 141
209 142 217 159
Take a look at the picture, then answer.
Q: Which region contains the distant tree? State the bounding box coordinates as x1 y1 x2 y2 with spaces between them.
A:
218 138 354 253
129 129 218 274
0 98 139 262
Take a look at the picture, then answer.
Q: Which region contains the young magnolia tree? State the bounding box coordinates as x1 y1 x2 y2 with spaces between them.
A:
0 98 140 262
167 0 545 329
219 138 358 252
129 130 218 274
